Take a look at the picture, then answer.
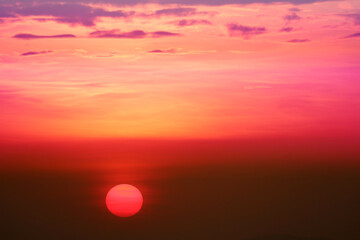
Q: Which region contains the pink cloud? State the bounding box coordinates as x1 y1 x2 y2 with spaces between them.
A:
343 32 360 39
279 27 294 32
149 7 210 17
89 29 181 38
6 3 134 27
340 13 360 25
20 51 52 56
227 23 266 39
169 19 212 27
148 49 177 53
0 0 336 7
288 8 301 12
283 12 301 22
286 39 310 43
89 30 147 39
13 33 76 40
151 31 181 37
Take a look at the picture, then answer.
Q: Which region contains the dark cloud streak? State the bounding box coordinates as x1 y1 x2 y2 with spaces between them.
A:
227 23 266 39
0 0 336 7
169 19 212 27
0 0 334 27
13 33 76 39
284 12 301 22
286 39 310 43
148 49 177 53
279 27 294 32
20 50 52 56
1 3 134 26
89 29 181 38
339 13 360 25
153 7 201 17
343 32 360 39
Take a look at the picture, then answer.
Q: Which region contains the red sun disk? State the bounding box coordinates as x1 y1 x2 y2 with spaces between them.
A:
105 184 143 217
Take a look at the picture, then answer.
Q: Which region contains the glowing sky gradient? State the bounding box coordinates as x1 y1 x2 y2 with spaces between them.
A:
0 0 359 139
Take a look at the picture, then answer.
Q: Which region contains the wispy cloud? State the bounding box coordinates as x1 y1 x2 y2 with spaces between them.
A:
3 3 135 27
227 23 266 39
148 49 177 53
168 19 212 27
339 13 360 25
284 12 301 22
286 39 310 43
149 7 211 17
151 31 181 38
343 32 360 39
13 33 76 40
89 30 147 39
0 0 336 7
20 51 52 56
288 7 301 12
89 29 181 39
279 27 294 32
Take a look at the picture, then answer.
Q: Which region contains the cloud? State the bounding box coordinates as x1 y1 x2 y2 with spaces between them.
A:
151 31 181 37
284 12 301 22
89 29 181 38
152 7 203 17
140 7 214 19
1 4 211 28
343 32 360 39
279 27 294 32
339 13 360 25
13 33 76 39
288 7 301 12
1 3 134 27
0 0 333 27
169 19 212 27
92 92 142 99
148 49 177 53
227 23 266 39
89 30 147 38
286 39 310 43
20 51 52 56
0 5 15 18
0 0 336 7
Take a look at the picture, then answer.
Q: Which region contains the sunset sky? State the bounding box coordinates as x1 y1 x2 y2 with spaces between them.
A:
1 1 360 240
1 0 359 139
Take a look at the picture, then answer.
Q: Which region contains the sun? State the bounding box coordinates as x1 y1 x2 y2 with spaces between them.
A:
105 184 143 217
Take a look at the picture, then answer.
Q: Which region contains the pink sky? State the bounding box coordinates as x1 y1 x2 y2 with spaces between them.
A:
0 0 359 139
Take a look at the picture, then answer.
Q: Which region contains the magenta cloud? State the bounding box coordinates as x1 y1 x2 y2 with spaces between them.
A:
1 3 134 26
89 29 181 38
340 14 360 25
148 49 177 53
13 33 76 39
169 19 212 27
227 23 267 39
153 7 202 17
151 31 181 37
288 7 301 12
90 30 147 39
284 12 301 22
0 0 334 7
140 7 213 19
286 39 310 43
343 32 360 39
279 27 294 32
0 0 332 27
20 51 52 56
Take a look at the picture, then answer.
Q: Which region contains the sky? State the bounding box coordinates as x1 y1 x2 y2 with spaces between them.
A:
0 0 359 139
1 1 360 240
